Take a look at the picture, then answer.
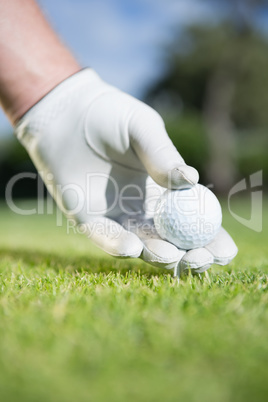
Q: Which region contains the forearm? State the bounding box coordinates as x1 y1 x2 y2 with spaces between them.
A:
0 0 81 125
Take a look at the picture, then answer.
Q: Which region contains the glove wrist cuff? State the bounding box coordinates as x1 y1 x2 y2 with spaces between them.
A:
15 68 101 128
14 68 106 142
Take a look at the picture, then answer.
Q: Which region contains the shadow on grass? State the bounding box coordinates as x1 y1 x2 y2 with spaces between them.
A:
0 247 168 278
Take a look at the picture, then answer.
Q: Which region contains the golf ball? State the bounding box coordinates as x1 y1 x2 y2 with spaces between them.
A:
154 184 222 250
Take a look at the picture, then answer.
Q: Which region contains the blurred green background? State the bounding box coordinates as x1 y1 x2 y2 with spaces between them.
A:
145 20 268 194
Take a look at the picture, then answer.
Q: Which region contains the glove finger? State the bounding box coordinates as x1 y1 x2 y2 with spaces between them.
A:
178 227 238 277
79 216 143 258
129 105 199 189
141 238 186 270
205 227 238 265
179 248 214 276
120 216 185 269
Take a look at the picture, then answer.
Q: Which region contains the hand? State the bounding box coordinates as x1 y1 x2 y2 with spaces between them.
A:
15 69 237 277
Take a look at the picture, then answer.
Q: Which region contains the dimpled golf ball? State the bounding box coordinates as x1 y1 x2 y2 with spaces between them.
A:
154 184 222 250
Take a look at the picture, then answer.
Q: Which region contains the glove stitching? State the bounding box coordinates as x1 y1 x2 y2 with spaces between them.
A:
213 250 238 265
174 168 195 186
142 244 180 263
180 256 213 270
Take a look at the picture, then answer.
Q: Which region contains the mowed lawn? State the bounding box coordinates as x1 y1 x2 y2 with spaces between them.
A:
0 198 267 402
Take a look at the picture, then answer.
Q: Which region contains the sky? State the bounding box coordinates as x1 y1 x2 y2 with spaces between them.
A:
0 0 267 137
0 0 222 136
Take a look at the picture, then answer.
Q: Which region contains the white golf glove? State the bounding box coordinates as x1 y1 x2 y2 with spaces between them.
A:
15 69 237 277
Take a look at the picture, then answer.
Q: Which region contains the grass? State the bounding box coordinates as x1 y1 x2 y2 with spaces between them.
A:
0 198 267 402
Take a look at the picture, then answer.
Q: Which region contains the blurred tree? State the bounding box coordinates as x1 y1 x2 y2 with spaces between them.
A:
145 0 268 193
0 136 38 199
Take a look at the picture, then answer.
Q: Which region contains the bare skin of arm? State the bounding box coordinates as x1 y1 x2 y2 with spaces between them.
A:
0 0 81 125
